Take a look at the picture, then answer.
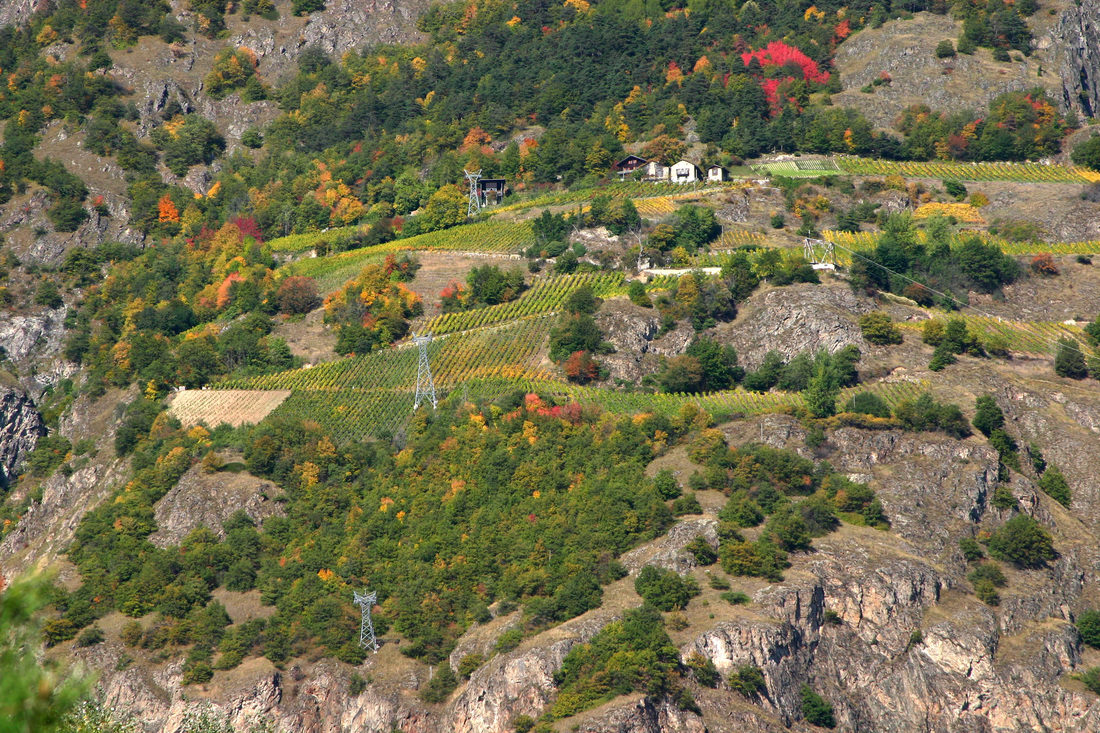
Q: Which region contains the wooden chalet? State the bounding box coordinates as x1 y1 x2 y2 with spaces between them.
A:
614 155 648 172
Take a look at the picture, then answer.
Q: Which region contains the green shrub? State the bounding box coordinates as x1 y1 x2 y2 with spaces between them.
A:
720 590 750 605
971 395 1005 437
720 539 788 582
1077 610 1100 648
42 619 78 647
764 505 812 551
987 515 1055 568
707 573 730 590
241 129 264 148
720 491 764 527
991 484 1017 510
35 280 64 309
894 392 971 438
729 665 766 698
1055 339 1088 379
654 469 682 500
182 662 214 685
47 200 89 233
672 493 702 516
457 653 485 679
1038 465 1071 507
943 180 967 199
120 620 143 647
859 312 903 345
551 605 690 719
973 578 1000 606
685 537 718 566
634 565 700 611
495 628 523 654
1073 134 1100 171
935 40 956 58
76 626 105 647
1080 667 1100 695
843 391 891 418
968 562 1007 589
686 652 720 687
419 663 457 703
512 715 537 733
800 685 836 728
348 673 367 696
959 538 984 562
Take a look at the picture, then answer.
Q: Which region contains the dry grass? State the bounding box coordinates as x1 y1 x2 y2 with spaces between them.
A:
168 389 291 428
271 309 336 366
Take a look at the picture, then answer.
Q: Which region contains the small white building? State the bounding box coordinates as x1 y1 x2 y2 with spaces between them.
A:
669 160 702 183
643 160 667 180
707 165 728 182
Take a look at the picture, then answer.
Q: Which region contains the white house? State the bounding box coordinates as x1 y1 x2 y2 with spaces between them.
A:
643 160 667 180
707 165 728 182
669 160 702 183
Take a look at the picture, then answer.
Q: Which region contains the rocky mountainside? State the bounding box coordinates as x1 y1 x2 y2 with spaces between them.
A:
39 407 1100 733
1058 0 1100 117
4 0 1100 731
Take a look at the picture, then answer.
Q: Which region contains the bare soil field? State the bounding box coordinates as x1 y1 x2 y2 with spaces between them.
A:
273 308 336 366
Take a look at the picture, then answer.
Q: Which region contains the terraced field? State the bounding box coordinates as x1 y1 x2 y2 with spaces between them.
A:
168 389 291 428
823 229 1100 258
837 157 1100 183
420 272 676 335
899 316 1086 355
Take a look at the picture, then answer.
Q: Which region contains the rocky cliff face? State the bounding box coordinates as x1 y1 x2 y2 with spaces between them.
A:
1057 0 1100 118
0 387 46 487
709 281 872 370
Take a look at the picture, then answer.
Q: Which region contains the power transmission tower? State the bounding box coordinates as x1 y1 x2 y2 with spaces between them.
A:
803 237 836 267
413 333 437 410
464 169 482 218
352 590 379 651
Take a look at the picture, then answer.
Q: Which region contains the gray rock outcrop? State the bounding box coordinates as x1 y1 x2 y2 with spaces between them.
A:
710 282 872 370
0 387 46 486
1058 0 1100 118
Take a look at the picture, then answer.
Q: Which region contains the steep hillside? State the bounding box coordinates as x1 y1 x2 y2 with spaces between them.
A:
4 0 1100 731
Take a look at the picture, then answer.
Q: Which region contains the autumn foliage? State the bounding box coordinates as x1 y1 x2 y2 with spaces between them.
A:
158 195 180 223
277 276 321 314
1030 253 1059 276
563 350 600 383
741 42 830 84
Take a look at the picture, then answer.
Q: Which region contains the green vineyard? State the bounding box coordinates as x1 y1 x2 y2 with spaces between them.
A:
420 272 676 335
898 315 1086 355
267 225 367 253
823 229 1100 258
217 298 937 441
753 159 842 178
836 157 1100 183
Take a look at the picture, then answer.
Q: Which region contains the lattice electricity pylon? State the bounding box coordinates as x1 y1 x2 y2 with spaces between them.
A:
464 169 482 218
413 333 437 410
803 237 836 266
352 590 379 652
